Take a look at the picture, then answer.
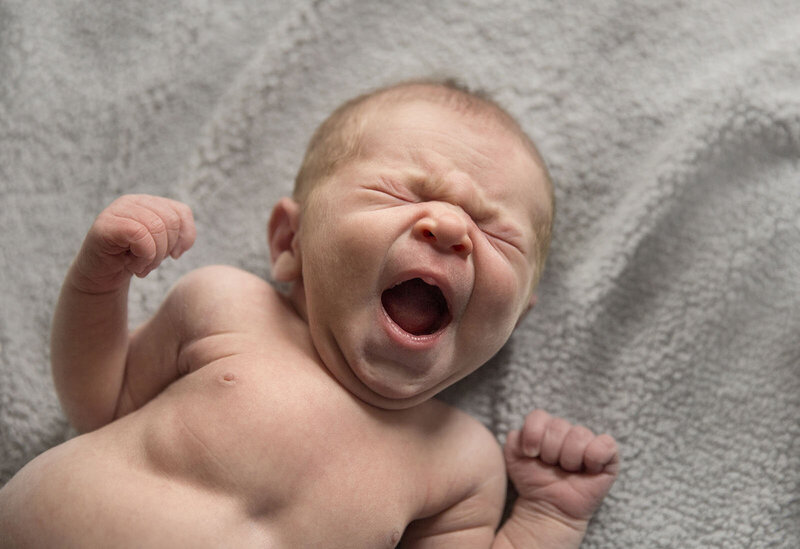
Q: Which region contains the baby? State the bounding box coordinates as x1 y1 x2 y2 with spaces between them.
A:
0 81 618 548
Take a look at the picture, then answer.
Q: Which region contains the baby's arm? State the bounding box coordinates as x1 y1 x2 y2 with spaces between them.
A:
494 410 620 549
51 195 195 432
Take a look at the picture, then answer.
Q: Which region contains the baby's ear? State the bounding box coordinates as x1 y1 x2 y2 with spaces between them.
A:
268 197 302 282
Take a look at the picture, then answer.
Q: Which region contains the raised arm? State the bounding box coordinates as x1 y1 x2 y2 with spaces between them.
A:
50 194 195 433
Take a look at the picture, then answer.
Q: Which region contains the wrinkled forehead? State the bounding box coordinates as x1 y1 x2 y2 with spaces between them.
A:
358 99 553 224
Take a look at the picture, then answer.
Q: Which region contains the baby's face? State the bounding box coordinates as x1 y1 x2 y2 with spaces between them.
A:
296 100 551 409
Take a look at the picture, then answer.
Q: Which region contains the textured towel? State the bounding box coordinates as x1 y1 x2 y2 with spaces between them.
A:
1 1 799 547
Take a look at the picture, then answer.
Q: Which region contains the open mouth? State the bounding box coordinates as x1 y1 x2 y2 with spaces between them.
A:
381 278 450 336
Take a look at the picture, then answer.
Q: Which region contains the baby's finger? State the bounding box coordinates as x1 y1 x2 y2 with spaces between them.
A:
504 429 522 461
108 216 156 275
584 434 619 475
170 201 196 259
519 409 551 458
539 417 571 465
559 425 595 472
129 210 170 275
130 196 183 264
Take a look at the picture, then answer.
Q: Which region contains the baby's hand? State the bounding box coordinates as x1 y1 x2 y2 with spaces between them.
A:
504 410 619 525
72 194 196 293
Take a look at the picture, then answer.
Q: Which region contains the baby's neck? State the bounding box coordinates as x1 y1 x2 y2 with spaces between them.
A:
284 282 308 324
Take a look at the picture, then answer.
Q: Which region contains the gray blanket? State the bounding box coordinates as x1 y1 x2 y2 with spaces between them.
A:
1 1 798 547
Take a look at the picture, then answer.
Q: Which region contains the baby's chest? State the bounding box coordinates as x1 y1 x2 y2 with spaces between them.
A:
144 356 429 529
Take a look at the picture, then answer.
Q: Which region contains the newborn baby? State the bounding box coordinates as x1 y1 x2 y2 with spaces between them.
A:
0 80 618 548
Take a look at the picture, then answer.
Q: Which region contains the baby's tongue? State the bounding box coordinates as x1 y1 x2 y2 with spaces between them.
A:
381 278 447 336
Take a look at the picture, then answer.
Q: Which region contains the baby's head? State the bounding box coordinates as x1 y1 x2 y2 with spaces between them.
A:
269 79 554 409
293 80 554 276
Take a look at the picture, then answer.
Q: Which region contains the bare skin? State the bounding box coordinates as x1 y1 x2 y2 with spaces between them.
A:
0 98 618 548
2 265 507 547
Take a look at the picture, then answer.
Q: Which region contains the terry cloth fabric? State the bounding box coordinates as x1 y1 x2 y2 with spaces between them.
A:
1 1 798 547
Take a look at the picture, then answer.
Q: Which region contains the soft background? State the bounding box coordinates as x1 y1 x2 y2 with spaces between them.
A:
1 1 799 547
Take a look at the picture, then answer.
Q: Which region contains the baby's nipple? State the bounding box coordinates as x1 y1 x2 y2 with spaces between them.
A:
218 372 237 386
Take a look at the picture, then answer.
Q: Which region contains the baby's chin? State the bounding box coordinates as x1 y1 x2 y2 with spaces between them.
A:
341 357 453 410
308 305 471 410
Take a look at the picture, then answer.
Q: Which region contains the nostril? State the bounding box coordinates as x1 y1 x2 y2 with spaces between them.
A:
452 236 473 255
415 217 472 255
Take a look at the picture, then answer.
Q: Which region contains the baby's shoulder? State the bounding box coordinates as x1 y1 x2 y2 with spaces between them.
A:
171 264 281 300
406 400 507 524
173 264 272 295
416 399 505 479
166 265 292 332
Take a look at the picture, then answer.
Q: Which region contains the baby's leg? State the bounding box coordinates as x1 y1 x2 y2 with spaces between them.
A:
500 410 619 548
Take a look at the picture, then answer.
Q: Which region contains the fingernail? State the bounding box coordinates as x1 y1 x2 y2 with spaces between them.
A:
522 443 539 458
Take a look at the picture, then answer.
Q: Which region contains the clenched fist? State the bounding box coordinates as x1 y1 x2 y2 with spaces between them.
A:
504 410 619 524
72 195 196 294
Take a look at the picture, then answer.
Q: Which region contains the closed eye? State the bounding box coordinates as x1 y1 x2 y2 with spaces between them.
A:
374 177 418 202
361 185 415 207
481 226 527 257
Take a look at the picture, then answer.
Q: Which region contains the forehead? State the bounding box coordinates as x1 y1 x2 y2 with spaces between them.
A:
356 99 552 225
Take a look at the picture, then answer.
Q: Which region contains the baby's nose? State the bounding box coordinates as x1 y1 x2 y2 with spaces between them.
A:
414 211 473 256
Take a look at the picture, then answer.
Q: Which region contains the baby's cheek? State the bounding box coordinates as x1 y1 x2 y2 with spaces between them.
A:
474 240 531 314
471 268 522 343
488 261 525 311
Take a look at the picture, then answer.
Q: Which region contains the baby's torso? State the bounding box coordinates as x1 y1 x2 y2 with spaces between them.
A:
2 319 472 548
133 346 429 546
